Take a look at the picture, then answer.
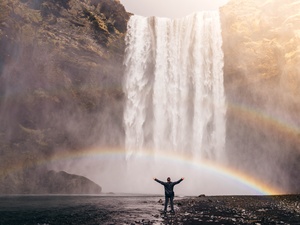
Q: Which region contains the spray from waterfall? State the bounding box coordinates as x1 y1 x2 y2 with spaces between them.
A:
123 11 226 162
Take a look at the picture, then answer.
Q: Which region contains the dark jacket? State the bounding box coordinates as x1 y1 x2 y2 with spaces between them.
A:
155 178 183 197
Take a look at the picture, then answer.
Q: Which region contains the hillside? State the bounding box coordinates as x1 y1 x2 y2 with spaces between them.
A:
221 0 300 193
0 0 129 194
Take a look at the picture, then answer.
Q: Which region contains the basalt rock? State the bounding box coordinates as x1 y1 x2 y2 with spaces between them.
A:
0 0 129 194
0 169 102 194
42 170 102 194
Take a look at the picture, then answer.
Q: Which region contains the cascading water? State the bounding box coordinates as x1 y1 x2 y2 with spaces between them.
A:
123 11 226 161
118 11 254 195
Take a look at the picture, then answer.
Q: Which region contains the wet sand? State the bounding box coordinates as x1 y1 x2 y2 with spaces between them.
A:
161 195 300 224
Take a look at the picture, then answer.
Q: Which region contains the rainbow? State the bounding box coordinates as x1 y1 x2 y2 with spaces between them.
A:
228 102 300 145
4 147 282 195
1 99 293 196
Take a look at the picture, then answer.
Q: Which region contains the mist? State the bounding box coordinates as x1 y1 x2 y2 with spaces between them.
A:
49 150 267 195
0 0 128 193
120 0 229 18
221 0 300 193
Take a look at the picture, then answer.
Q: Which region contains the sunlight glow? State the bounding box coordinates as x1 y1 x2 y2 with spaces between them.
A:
120 0 229 18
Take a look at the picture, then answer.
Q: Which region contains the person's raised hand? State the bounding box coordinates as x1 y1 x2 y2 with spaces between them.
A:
181 177 185 180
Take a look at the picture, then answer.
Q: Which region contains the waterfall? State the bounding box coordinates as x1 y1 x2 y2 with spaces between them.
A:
123 11 226 161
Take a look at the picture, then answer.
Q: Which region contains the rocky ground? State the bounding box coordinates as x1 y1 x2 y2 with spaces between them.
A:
159 195 300 225
1 195 300 225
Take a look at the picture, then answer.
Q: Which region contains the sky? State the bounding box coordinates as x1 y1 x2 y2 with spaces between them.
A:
120 0 229 18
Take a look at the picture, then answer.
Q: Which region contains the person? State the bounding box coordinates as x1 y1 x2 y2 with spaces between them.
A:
153 177 184 213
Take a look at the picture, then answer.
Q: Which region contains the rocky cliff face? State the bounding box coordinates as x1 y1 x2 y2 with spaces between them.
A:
41 170 102 194
0 169 102 194
1 0 300 194
221 0 300 192
0 0 129 194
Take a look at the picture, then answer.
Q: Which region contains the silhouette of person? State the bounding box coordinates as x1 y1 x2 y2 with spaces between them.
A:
154 177 184 213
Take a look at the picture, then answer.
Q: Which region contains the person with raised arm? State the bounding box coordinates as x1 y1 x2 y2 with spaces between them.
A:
153 177 184 213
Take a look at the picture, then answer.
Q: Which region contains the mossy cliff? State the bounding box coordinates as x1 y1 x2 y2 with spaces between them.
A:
0 0 129 194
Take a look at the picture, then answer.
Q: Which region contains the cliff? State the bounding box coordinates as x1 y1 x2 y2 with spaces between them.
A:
221 0 300 193
41 170 102 194
0 170 102 194
0 0 129 194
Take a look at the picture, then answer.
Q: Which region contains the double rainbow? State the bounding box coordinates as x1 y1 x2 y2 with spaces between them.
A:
41 147 283 195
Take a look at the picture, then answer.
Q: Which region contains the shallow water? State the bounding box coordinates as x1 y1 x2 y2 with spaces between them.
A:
0 195 168 225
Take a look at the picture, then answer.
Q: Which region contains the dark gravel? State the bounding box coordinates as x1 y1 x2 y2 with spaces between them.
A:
1 195 300 224
161 195 300 225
